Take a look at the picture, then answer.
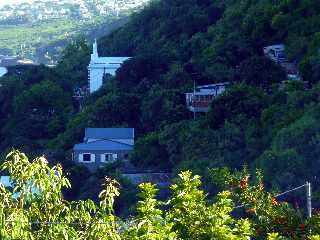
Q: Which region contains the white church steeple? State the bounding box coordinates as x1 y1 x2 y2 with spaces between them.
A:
88 40 131 93
91 39 99 60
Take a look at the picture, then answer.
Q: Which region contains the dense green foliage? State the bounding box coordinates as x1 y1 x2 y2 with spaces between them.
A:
1 0 320 216
3 150 320 239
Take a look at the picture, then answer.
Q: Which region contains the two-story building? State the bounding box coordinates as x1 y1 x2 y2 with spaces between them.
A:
73 128 134 171
185 82 229 113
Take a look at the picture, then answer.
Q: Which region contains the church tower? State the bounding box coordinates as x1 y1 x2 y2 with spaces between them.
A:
91 39 98 60
88 40 131 93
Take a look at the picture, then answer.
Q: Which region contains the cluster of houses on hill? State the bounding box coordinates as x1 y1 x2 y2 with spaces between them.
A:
184 44 302 114
0 41 304 188
73 43 134 169
72 41 303 170
86 40 302 112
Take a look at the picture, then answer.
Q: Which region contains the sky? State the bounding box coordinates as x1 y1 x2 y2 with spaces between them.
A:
0 0 35 7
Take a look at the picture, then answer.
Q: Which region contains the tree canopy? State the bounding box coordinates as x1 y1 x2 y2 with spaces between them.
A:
1 0 320 218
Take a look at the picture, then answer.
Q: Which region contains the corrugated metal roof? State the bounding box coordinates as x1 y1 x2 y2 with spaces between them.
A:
74 139 134 151
85 128 134 140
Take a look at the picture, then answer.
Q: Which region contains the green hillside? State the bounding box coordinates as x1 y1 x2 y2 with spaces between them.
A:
1 0 320 222
0 17 121 63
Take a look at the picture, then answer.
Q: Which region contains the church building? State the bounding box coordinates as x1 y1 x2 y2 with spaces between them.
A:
88 40 130 93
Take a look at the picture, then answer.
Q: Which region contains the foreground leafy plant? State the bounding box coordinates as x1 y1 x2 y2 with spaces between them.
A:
3 150 320 239
210 167 320 239
0 151 255 239
0 150 121 239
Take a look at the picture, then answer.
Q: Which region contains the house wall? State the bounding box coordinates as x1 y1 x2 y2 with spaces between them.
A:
74 149 131 171
263 45 286 63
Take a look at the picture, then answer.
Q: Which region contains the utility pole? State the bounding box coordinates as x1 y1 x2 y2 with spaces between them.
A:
306 181 312 218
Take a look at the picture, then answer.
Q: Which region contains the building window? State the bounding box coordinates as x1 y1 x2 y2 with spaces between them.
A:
101 153 118 163
79 153 95 163
83 154 91 162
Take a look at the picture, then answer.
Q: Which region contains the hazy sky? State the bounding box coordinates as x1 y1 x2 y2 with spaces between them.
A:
0 0 35 7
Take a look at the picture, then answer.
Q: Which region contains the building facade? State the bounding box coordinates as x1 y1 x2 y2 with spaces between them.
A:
88 40 130 93
263 44 300 80
185 82 229 113
263 44 286 64
73 128 134 171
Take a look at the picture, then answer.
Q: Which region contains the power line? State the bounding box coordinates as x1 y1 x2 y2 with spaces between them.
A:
274 184 306 198
234 182 312 218
4 220 114 225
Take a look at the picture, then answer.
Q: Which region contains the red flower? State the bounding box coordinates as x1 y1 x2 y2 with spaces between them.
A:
271 197 278 205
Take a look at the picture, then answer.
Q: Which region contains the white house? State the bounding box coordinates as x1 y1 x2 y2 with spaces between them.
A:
263 44 300 80
88 39 130 93
185 82 229 113
263 44 286 64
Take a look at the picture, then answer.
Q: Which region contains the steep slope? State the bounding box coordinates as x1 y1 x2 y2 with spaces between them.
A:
77 0 320 186
100 0 320 83
1 0 320 202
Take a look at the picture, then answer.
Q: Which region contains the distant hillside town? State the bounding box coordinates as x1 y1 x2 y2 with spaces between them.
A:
0 0 151 23
0 0 151 64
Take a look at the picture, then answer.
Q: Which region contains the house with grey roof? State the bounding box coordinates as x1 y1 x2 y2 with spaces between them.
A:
73 128 134 171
